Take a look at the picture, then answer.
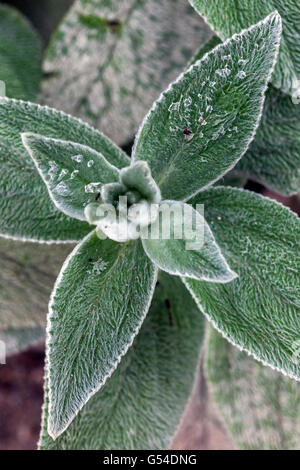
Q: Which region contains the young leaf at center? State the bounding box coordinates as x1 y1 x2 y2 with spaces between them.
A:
46 231 157 439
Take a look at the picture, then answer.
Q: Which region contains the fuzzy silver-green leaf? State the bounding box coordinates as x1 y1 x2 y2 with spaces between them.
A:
191 35 300 196
189 0 300 96
40 272 205 449
142 200 237 283
207 327 300 450
46 232 157 439
22 133 120 221
0 98 128 242
133 13 282 200
184 187 300 380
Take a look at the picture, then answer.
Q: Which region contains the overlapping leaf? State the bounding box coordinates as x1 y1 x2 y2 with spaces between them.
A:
189 0 300 96
184 187 300 380
46 232 157 439
133 13 282 200
0 98 128 241
42 0 211 145
207 327 300 449
40 272 205 449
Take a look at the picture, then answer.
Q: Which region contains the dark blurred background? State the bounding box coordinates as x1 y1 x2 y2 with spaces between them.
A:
1 0 73 46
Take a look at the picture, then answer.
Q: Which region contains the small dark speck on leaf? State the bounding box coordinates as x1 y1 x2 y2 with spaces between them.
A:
95 193 101 201
88 258 93 262
107 19 122 33
183 128 192 135
108 19 121 27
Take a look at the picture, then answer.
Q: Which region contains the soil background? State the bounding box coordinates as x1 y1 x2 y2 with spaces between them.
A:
0 343 234 450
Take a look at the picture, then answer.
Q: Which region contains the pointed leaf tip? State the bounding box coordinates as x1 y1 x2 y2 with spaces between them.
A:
133 12 282 200
46 234 157 438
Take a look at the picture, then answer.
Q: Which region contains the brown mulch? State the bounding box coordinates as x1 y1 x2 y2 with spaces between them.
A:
0 343 45 450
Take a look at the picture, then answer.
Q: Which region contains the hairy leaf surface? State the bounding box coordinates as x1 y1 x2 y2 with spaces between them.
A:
0 5 42 101
22 133 119 221
189 0 300 96
133 13 281 200
207 327 300 450
0 98 128 241
40 272 205 449
46 232 157 439
191 35 300 195
238 87 300 195
184 187 300 379
142 200 236 282
42 0 211 145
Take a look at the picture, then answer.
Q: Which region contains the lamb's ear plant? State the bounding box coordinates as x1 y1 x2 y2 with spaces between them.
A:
0 4 73 356
0 4 42 102
1 10 300 449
